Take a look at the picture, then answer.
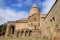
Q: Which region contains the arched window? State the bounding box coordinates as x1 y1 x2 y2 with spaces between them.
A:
50 19 52 22
53 17 55 21
34 17 36 20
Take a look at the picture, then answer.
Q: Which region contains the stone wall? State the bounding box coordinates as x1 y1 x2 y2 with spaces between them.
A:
15 22 28 30
41 0 60 40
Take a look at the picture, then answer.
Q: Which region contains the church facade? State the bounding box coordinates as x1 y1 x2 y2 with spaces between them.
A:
5 0 60 40
5 4 43 37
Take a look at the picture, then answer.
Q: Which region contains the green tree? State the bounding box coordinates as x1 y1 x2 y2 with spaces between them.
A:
0 23 7 36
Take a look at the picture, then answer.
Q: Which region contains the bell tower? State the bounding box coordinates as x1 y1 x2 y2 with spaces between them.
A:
28 4 40 30
30 4 40 16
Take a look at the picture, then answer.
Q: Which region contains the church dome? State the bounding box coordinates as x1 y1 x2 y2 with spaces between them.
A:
30 4 40 16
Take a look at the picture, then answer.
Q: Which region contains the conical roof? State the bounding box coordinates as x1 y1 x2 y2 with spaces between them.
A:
32 4 38 8
30 4 40 16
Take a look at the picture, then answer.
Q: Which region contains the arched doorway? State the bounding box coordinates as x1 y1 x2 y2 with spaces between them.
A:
11 25 15 35
29 30 32 36
21 31 24 36
9 25 15 36
25 31 28 36
6 25 15 36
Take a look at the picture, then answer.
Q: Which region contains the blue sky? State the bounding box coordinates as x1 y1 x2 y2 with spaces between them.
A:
0 0 56 24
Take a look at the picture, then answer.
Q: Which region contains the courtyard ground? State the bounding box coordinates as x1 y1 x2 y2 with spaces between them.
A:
0 36 40 40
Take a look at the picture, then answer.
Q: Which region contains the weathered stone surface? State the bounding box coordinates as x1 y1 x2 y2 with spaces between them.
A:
5 0 60 40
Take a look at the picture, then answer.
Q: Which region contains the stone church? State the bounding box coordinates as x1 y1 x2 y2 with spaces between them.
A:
5 4 42 37
5 0 60 40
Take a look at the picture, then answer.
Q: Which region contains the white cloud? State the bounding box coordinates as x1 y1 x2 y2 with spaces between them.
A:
0 8 29 25
0 0 57 25
41 0 56 14
0 0 29 25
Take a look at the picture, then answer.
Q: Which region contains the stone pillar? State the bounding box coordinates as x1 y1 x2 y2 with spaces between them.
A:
5 25 11 37
13 30 17 37
11 28 13 36
29 31 30 36
19 31 21 37
53 32 58 40
25 31 29 36
20 30 24 37
16 30 20 37
29 31 32 36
